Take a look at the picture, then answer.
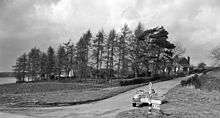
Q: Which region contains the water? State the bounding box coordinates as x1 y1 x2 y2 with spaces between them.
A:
0 77 17 85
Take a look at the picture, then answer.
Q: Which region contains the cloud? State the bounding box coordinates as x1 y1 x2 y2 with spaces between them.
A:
0 0 220 71
124 0 220 65
0 0 62 71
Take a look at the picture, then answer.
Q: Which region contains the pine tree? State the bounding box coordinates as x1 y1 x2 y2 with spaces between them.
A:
138 26 175 75
91 30 105 78
47 46 56 79
76 30 92 79
105 29 116 79
117 24 133 78
57 45 67 77
28 47 41 81
130 22 145 77
13 53 28 82
40 52 48 80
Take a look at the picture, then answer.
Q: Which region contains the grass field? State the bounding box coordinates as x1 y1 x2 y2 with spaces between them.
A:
116 70 220 118
0 81 146 108
0 82 114 94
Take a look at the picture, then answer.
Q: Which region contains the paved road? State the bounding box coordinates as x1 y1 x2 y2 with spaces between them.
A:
0 76 191 118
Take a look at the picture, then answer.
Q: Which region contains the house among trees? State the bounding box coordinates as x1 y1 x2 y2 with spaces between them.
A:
174 56 190 74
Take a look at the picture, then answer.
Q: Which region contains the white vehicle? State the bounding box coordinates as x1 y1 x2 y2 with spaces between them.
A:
132 90 149 107
132 83 164 108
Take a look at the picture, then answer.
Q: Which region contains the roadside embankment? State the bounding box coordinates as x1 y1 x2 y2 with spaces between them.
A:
116 70 220 118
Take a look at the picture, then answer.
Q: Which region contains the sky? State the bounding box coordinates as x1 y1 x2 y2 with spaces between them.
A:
0 0 220 72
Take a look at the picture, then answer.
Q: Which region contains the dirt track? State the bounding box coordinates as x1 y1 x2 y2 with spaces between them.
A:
0 76 190 118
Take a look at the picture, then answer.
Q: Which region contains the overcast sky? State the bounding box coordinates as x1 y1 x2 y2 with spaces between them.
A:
0 0 220 72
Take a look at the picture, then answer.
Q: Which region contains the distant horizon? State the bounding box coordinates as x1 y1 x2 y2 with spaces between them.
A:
0 71 14 73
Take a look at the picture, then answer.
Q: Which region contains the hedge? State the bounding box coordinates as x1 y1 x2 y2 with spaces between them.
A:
119 75 175 86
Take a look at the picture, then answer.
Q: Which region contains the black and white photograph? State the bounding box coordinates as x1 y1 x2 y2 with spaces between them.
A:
0 0 220 118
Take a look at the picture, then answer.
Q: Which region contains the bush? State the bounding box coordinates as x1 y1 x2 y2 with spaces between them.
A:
180 80 188 86
180 74 201 88
138 72 147 77
16 80 26 83
125 72 152 79
126 73 135 79
151 74 174 81
119 77 152 86
119 74 174 86
176 72 186 77
191 68 207 74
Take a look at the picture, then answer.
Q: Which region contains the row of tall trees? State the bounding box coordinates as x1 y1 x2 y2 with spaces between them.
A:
13 47 56 81
13 23 179 82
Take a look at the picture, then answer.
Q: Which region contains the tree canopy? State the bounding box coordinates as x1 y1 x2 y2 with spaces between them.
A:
13 23 182 82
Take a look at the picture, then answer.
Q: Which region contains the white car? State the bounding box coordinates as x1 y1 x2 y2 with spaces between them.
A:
132 89 163 107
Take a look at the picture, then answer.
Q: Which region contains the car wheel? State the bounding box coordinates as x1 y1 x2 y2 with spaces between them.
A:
132 103 136 107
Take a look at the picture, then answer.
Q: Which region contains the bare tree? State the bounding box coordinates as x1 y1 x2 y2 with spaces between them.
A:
211 46 220 66
173 41 186 57
64 40 76 77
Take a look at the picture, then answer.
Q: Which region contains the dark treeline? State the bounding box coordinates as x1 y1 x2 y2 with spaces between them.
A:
0 72 15 77
13 23 187 82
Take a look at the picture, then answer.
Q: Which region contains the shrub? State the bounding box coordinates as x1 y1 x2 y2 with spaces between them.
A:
151 74 160 81
119 74 174 86
180 80 188 86
180 74 201 88
202 69 208 74
126 73 135 79
137 73 146 77
119 77 151 86
152 74 174 81
16 80 26 83
176 72 186 77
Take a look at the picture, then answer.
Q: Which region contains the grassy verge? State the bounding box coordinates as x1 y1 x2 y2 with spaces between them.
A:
116 85 220 118
116 70 220 118
161 85 220 118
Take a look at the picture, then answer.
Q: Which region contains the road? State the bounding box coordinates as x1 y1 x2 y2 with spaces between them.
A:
0 76 191 118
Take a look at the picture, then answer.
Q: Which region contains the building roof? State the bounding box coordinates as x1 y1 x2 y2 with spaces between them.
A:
174 56 190 67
